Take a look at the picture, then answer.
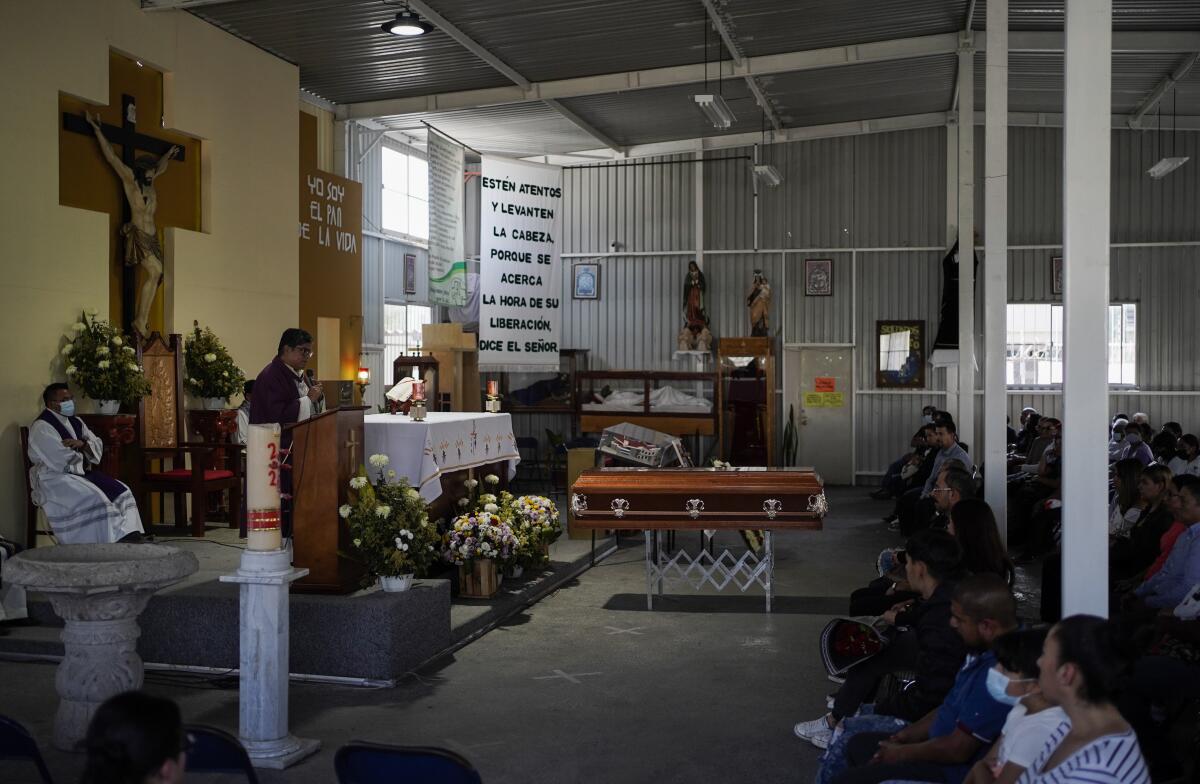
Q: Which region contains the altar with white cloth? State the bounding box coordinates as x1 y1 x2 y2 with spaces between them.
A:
363 412 520 502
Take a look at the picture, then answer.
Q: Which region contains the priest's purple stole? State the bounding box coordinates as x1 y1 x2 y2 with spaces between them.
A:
35 409 127 502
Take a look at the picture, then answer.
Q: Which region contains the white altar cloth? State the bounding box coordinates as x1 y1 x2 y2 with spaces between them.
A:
364 412 520 502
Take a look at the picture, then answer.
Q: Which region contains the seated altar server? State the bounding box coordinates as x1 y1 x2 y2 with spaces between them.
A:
27 383 144 543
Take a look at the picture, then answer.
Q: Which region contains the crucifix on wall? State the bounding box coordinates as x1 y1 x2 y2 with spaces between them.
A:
59 51 201 336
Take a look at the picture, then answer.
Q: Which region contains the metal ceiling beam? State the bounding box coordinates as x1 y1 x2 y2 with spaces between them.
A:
544 110 1200 162
341 32 963 120
543 99 627 154
141 0 247 9
402 0 621 151
699 0 783 131
340 30 1200 121
405 1 528 89
1127 52 1200 129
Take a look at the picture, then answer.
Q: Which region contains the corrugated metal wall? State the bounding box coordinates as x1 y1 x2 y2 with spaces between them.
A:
494 124 1200 478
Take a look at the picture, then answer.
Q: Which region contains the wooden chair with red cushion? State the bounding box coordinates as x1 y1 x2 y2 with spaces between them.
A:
137 332 243 537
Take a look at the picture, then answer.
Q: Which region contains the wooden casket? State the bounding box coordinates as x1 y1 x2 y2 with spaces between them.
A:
570 467 826 530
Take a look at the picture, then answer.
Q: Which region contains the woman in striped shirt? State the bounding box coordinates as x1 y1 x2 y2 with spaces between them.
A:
1018 616 1149 784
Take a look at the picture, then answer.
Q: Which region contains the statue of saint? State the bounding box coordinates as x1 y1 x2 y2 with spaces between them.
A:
747 270 772 337
683 260 708 330
85 112 180 337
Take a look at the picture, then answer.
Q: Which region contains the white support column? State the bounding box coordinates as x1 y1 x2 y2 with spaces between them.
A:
1061 0 1112 618
984 0 1009 540
946 121 959 249
694 150 705 270
956 32 976 449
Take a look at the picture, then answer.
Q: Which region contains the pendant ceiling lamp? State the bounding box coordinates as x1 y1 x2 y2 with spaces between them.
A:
381 4 433 36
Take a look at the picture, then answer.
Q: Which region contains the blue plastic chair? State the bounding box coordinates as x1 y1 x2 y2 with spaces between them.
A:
335 741 482 784
183 724 259 783
0 713 54 784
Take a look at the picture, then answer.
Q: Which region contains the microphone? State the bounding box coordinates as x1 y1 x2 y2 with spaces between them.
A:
306 369 325 413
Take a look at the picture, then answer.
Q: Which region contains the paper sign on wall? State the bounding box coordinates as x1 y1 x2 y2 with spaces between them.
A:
804 392 846 408
478 156 563 370
814 377 837 392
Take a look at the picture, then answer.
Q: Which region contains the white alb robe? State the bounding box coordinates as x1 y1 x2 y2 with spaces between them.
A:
27 411 144 544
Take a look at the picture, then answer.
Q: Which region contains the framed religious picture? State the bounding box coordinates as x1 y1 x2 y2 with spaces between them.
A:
1051 256 1063 296
404 253 417 295
805 258 833 296
573 262 600 300
876 320 926 388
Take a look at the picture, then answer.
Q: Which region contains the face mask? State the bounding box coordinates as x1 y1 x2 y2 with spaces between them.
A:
58 400 76 417
923 415 933 424
1127 433 1142 445
986 667 1031 706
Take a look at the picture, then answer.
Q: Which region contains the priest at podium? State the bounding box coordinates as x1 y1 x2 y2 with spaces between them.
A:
249 328 325 537
249 328 324 430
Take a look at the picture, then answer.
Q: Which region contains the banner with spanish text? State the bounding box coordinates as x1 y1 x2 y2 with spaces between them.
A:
478 156 562 371
427 130 467 306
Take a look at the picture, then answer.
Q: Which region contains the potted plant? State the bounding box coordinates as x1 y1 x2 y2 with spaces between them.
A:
184 321 245 410
61 310 150 414
442 508 517 599
341 454 437 592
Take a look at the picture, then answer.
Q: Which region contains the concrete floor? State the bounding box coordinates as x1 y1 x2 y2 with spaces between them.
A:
0 487 995 784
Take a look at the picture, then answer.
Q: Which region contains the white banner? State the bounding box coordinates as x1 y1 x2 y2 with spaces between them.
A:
427 130 466 306
479 156 562 370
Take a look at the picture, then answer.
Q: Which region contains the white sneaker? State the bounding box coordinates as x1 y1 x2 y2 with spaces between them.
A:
793 715 835 749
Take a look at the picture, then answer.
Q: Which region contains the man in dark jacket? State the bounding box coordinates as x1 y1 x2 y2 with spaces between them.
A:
795 530 967 749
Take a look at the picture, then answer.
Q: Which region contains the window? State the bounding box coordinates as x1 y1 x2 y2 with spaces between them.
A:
1005 303 1136 387
383 304 433 378
381 145 429 241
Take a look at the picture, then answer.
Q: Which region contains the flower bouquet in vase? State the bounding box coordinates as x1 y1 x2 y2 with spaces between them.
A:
342 454 437 592
443 509 517 598
510 494 562 570
184 321 245 410
61 310 150 413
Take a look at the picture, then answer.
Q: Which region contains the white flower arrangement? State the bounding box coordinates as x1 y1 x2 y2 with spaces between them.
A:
60 312 150 403
122 346 136 354
484 503 499 513
388 469 398 480
484 473 500 485
344 469 436 580
368 453 390 468
184 322 244 400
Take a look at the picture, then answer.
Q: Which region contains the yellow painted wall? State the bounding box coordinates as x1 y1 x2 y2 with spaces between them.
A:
0 0 300 542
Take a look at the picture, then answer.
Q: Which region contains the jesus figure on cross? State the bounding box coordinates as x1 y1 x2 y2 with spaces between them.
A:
85 111 179 337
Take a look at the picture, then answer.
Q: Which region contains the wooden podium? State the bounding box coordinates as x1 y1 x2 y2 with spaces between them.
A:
285 406 368 593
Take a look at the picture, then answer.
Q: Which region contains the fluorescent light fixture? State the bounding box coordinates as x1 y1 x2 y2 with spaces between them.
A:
381 9 433 36
753 163 783 187
1147 156 1189 179
693 93 735 129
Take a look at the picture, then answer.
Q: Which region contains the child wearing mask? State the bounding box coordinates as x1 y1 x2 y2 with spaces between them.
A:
965 627 1067 784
